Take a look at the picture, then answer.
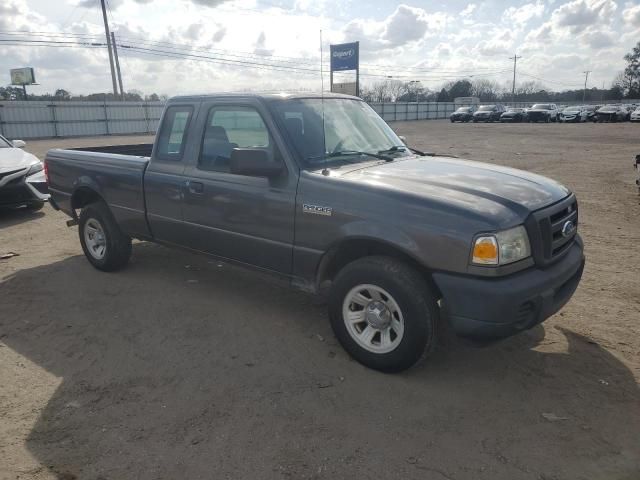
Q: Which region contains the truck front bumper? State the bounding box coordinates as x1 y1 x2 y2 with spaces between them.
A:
433 237 584 339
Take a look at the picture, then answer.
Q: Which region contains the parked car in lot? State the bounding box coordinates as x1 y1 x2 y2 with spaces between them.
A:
450 106 475 122
472 104 505 122
45 92 585 373
0 135 49 211
583 105 598 122
630 106 640 122
527 104 559 123
595 105 627 122
559 106 588 123
500 108 527 123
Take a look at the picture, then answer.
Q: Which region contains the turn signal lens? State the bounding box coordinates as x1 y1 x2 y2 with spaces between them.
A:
472 236 498 265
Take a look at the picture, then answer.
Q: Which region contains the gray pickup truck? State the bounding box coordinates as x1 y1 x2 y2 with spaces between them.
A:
46 93 584 372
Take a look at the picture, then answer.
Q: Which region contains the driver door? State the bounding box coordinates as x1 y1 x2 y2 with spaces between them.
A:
181 100 297 274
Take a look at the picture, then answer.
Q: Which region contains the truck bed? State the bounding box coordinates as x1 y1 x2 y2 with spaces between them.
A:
46 148 151 238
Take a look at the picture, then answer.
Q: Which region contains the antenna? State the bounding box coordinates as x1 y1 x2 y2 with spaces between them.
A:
320 29 327 158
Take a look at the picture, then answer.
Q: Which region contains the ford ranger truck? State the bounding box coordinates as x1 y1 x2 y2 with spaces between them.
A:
45 93 585 372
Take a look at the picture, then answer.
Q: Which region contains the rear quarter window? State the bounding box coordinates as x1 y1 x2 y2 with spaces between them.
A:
155 105 194 161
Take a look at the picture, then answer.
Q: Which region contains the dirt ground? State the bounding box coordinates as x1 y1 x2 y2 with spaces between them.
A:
1 122 639 480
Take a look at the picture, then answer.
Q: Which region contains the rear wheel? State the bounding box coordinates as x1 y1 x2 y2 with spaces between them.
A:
79 201 132 271
328 256 438 373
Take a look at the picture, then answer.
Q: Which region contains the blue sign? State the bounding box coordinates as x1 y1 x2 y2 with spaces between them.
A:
330 42 359 72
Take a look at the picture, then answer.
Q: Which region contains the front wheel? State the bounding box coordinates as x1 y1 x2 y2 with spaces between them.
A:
79 201 132 271
328 256 438 372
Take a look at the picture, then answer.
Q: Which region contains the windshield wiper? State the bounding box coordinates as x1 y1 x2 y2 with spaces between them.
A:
310 150 393 163
378 145 407 154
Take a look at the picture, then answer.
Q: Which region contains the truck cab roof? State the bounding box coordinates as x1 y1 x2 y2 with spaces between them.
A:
168 92 360 104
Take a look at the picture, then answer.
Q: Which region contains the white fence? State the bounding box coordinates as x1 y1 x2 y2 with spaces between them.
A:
0 101 164 139
1 99 638 139
370 102 458 122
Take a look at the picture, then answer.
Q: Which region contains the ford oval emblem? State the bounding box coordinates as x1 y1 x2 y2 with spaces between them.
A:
561 220 576 238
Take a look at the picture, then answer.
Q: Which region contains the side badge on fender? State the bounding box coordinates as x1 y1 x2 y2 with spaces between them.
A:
303 204 333 216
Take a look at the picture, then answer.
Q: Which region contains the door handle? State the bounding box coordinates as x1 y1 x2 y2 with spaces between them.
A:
186 181 204 194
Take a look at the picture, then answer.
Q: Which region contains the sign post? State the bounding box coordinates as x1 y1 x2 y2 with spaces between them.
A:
329 42 359 97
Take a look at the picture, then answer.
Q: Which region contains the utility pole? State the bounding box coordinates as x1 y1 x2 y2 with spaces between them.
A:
100 0 118 98
111 32 125 100
582 71 591 102
509 54 522 104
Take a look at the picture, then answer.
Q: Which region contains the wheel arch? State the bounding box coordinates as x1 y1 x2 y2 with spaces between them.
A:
70 185 104 219
316 236 442 299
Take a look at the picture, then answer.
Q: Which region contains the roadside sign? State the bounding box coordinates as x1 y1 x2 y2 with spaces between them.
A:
10 68 36 85
330 42 359 72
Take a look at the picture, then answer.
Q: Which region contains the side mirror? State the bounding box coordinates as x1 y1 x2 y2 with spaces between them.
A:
230 148 283 178
12 140 26 148
398 135 407 145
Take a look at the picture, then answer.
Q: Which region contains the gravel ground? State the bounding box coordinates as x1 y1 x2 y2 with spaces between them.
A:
1 122 639 480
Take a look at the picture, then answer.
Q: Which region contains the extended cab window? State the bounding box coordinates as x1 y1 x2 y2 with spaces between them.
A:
156 106 193 161
199 106 278 172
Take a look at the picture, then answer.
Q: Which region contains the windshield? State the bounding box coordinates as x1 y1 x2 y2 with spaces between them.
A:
0 135 12 148
270 98 410 167
506 108 523 113
478 105 495 111
455 107 472 112
532 104 551 110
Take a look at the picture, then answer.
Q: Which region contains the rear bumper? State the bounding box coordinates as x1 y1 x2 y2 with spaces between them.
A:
434 237 584 339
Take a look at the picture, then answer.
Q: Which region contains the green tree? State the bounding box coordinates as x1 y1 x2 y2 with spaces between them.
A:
54 89 71 100
447 80 473 99
436 88 450 102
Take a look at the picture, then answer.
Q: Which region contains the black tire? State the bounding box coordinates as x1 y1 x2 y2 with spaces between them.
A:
78 201 132 272
26 201 45 211
450 118 455 123
328 256 438 373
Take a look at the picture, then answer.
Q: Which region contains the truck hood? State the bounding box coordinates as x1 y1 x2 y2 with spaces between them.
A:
0 148 40 173
336 156 570 214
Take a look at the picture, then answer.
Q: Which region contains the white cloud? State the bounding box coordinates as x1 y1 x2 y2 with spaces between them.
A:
502 2 545 25
622 4 640 27
582 30 615 49
551 0 617 33
0 0 636 97
461 4 477 17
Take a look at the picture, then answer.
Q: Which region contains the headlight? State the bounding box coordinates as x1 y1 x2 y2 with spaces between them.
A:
472 225 531 266
27 163 43 175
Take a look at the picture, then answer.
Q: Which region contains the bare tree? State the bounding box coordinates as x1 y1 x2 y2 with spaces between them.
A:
471 79 504 102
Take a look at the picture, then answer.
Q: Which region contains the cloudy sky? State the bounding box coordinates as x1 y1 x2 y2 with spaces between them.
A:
1 0 639 96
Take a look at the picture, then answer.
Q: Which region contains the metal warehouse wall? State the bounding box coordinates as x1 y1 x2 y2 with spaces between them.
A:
370 102 458 122
1 99 638 139
0 101 165 139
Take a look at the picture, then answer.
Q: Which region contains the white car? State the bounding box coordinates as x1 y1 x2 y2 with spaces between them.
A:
0 135 49 210
559 106 588 123
630 107 640 122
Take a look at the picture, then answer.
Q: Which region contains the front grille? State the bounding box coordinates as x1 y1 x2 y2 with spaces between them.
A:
0 168 25 181
525 195 578 266
528 112 547 120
